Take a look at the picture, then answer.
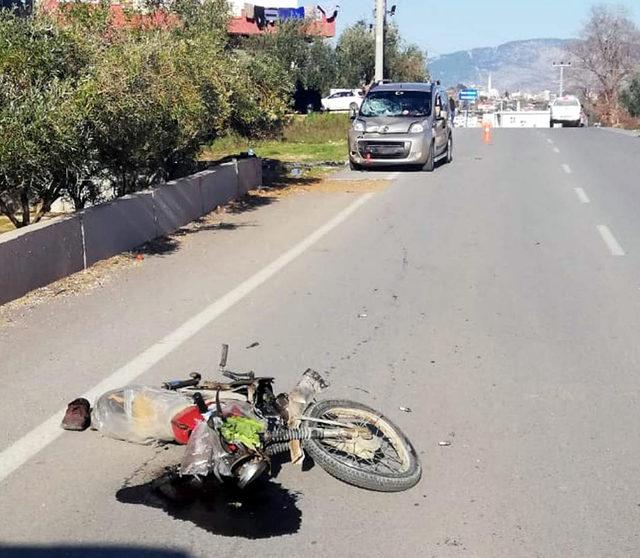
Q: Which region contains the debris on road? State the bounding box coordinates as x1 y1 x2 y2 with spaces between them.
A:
357 313 368 318
246 342 260 349
399 407 412 413
61 398 91 431
60 346 422 493
438 441 452 447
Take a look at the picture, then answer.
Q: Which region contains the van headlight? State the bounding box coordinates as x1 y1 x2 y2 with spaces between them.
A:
353 119 366 132
409 123 425 133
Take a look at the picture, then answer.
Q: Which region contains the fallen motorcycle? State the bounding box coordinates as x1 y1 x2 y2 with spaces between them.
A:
89 345 421 493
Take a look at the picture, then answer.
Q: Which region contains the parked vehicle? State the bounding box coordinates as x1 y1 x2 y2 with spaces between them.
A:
321 89 364 112
550 96 583 127
88 345 422 493
348 82 453 171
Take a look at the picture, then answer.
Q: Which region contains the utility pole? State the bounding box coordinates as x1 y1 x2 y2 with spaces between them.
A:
375 0 386 82
552 61 571 97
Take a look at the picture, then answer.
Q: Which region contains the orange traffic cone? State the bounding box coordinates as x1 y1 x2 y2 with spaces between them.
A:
482 121 492 144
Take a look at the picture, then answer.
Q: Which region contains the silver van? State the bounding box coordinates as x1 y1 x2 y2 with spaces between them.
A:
348 82 453 171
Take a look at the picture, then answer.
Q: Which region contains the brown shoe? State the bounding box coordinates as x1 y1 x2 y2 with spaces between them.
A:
61 398 91 431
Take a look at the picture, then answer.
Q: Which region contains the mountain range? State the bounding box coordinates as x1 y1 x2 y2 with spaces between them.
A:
429 38 574 93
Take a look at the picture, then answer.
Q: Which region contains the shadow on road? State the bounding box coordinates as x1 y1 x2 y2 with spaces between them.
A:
116 472 302 539
134 157 327 258
0 546 191 558
226 193 275 215
135 220 254 257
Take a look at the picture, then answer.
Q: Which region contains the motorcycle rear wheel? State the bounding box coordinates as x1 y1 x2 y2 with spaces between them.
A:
302 399 421 492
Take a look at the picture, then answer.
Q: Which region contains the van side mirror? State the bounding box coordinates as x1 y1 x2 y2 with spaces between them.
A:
349 104 359 120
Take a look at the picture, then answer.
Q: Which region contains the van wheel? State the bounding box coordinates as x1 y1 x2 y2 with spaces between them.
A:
349 160 362 171
422 142 435 172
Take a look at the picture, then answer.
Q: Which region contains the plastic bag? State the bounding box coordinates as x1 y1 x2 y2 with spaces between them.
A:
92 386 192 444
179 417 231 478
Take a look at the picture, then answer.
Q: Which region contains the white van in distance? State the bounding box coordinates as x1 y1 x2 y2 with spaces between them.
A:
550 96 583 127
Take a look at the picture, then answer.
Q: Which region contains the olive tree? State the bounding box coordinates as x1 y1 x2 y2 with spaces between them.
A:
0 13 91 226
335 21 428 88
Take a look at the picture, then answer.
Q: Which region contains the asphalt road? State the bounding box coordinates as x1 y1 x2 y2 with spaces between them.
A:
2 128 640 557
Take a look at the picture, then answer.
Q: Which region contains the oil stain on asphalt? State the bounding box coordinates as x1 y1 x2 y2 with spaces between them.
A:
116 471 302 539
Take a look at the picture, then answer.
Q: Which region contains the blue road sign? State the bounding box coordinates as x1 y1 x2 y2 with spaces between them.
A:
459 89 478 101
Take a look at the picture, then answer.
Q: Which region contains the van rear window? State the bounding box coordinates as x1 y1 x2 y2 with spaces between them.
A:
554 98 580 107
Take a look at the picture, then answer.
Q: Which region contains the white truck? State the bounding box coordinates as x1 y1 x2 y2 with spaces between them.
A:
550 96 583 127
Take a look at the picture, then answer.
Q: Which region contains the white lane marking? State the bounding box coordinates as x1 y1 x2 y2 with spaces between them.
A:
547 138 554 144
0 194 375 484
388 172 401 180
562 164 572 174
553 147 560 154
597 225 626 256
574 188 590 203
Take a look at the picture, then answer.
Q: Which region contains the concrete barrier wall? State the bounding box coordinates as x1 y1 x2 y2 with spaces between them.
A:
82 191 157 267
201 164 238 214
154 177 204 237
0 158 261 306
0 216 84 305
238 158 262 196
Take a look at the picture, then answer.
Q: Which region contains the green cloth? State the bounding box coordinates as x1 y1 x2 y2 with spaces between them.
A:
220 416 265 450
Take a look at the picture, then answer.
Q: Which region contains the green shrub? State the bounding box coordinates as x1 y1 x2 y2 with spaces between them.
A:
0 13 93 226
0 1 294 228
620 73 640 118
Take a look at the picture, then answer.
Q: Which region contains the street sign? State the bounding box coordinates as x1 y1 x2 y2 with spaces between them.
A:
459 89 478 101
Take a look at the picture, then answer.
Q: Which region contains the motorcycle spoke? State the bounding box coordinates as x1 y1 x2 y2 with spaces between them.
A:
314 409 408 475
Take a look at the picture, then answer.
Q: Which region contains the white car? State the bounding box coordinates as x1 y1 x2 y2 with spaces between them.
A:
550 96 583 127
321 90 364 112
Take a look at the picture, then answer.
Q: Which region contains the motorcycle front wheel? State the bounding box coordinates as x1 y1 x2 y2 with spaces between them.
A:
302 399 421 492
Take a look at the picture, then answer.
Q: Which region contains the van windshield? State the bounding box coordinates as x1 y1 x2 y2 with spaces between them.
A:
360 90 432 118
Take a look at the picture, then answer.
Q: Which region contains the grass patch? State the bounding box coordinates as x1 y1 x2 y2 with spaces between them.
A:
203 113 350 163
283 113 350 143
0 212 64 235
0 216 15 234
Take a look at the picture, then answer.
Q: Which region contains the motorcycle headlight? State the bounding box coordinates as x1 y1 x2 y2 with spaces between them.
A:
353 119 366 132
409 123 425 133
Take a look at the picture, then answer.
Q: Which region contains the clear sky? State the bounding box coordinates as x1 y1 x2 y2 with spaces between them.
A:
334 0 640 56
